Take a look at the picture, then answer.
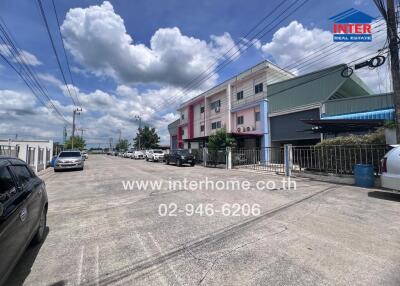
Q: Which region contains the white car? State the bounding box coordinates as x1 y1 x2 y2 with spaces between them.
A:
133 151 145 159
146 149 164 162
125 151 133 158
81 151 88 159
381 145 400 190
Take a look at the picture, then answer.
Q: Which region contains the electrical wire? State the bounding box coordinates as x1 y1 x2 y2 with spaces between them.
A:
51 0 82 108
151 0 312 114
36 0 78 107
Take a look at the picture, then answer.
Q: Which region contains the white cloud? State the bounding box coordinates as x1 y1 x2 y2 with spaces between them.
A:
0 44 42 66
260 21 390 93
60 1 238 88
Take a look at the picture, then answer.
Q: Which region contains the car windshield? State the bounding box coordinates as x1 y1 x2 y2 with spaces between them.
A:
177 150 190 155
59 152 81 157
153 150 163 154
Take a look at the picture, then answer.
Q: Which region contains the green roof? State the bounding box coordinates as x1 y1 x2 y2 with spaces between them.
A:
267 64 372 114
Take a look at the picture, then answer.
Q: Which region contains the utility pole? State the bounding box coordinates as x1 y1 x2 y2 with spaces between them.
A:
134 115 142 150
118 129 122 143
378 0 400 142
109 138 113 151
71 107 82 149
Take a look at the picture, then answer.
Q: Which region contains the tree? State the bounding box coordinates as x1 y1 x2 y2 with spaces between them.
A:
207 127 236 149
64 136 86 150
133 126 160 149
115 139 129 152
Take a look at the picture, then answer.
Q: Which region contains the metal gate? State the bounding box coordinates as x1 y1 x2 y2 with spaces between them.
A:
191 148 227 168
232 147 285 173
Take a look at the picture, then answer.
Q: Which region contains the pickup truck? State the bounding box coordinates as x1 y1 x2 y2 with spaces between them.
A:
165 149 195 167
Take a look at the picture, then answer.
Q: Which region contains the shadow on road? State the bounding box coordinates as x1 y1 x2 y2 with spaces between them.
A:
5 227 50 286
368 191 400 202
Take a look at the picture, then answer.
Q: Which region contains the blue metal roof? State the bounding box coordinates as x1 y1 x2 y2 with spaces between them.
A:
322 108 394 120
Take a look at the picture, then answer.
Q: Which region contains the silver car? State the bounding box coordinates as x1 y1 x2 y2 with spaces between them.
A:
54 151 84 172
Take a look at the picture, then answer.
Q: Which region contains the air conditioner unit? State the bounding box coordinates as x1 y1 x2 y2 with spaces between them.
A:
246 126 251 132
215 106 220 113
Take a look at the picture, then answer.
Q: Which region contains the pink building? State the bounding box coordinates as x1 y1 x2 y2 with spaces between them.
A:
174 61 293 149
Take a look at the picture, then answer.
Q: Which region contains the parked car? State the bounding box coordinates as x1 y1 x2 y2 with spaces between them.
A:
125 151 134 158
381 145 400 190
133 151 145 159
81 151 88 160
146 149 165 162
54 151 84 172
165 149 195 166
0 156 48 285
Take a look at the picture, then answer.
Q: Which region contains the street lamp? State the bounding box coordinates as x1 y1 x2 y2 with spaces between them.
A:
134 115 142 150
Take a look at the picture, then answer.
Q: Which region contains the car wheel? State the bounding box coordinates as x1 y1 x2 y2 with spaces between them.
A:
191 162 195 167
178 159 182 167
31 207 47 245
146 157 148 161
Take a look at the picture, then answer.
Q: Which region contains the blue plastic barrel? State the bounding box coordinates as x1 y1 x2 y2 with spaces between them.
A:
354 164 375 188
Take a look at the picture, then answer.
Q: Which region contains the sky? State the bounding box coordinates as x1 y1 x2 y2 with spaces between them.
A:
0 0 393 148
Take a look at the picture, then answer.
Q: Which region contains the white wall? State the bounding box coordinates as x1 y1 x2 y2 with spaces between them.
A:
0 139 53 173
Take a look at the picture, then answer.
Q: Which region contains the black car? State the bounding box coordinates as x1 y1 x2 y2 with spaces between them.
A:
165 149 195 167
0 156 48 285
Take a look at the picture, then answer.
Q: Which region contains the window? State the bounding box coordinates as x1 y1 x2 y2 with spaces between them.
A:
0 167 16 200
255 83 263 94
10 165 32 187
200 125 205 132
200 106 205 113
181 113 185 120
210 100 221 110
181 129 185 135
236 91 243 101
59 151 81 157
211 121 221 130
237 116 244 125
255 111 260 122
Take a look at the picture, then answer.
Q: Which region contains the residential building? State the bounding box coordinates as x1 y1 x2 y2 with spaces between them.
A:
175 60 294 150
169 60 386 153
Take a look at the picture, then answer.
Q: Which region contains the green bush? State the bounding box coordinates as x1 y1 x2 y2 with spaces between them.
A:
316 128 386 147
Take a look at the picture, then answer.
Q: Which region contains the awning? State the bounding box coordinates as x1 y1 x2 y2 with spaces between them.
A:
301 119 385 134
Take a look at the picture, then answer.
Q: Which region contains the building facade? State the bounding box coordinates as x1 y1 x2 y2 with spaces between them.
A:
175 61 294 150
170 61 380 153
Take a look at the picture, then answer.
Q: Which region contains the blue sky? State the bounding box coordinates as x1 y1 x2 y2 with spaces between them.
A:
0 0 390 147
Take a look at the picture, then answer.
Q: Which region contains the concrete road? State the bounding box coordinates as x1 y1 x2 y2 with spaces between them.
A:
6 155 400 286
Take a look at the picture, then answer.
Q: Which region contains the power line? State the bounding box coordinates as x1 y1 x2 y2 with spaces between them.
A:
151 0 312 114
51 0 82 108
0 19 71 124
36 0 78 107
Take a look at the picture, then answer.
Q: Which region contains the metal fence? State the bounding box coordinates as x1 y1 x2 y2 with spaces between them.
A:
190 148 227 168
292 145 389 175
232 147 285 174
0 145 20 157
